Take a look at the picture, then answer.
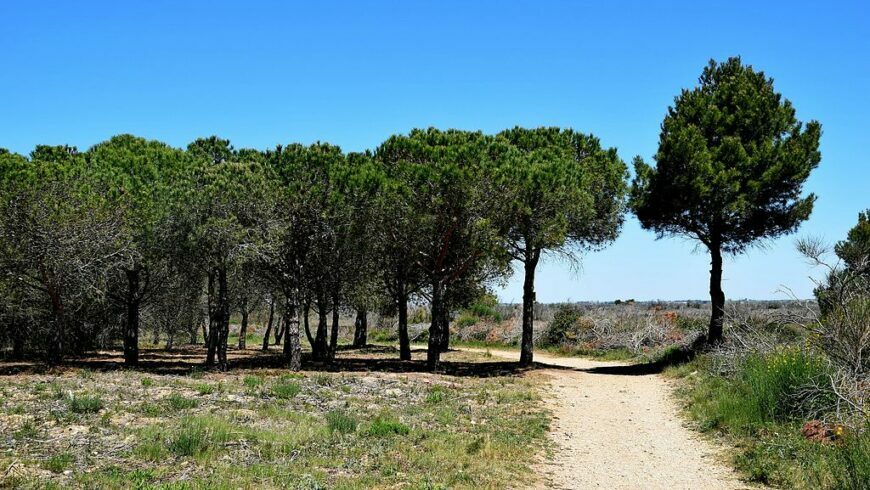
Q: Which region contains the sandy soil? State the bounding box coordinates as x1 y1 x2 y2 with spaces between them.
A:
472 348 749 490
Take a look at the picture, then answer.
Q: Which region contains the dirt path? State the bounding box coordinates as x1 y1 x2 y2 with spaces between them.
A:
470 348 747 489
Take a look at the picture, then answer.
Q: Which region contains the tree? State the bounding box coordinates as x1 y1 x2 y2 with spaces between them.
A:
86 135 189 365
376 129 510 367
495 127 628 365
835 209 870 275
185 137 269 370
0 147 129 361
631 57 821 343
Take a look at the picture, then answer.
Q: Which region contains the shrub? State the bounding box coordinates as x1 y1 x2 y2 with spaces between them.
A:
541 305 583 346
456 313 478 328
243 375 264 389
326 410 357 434
67 394 104 414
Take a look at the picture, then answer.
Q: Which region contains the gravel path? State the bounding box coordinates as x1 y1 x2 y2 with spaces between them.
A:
470 348 748 489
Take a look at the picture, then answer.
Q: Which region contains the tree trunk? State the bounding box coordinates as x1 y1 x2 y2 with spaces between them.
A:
11 326 24 360
519 250 540 366
436 305 450 352
328 289 340 359
708 245 725 344
313 297 329 361
206 270 217 365
123 268 141 366
353 308 367 348
262 298 275 351
215 266 230 371
303 300 315 349
238 305 248 350
274 317 284 345
427 279 445 369
398 283 411 361
282 298 301 370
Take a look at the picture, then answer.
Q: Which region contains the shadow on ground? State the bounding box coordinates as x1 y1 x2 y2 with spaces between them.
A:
0 345 537 378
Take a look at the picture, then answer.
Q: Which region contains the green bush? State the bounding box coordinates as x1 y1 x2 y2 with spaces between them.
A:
456 313 478 328
540 305 583 346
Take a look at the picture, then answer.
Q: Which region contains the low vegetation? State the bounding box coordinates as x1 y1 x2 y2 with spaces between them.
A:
0 349 549 488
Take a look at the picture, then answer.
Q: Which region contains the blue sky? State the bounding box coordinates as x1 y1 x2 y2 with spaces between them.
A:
1 1 867 301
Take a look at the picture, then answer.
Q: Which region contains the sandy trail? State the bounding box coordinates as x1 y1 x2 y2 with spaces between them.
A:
470 348 747 489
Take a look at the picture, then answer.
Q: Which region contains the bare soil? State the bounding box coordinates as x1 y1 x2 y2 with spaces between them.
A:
470 348 749 489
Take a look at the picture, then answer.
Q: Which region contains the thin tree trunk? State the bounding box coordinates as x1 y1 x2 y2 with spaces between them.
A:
11 325 24 360
261 298 275 351
238 303 249 350
398 282 410 361
123 268 141 366
206 270 217 365
427 279 445 369
436 305 450 352
708 245 725 344
216 266 230 371
274 317 284 345
519 249 539 366
353 308 367 348
329 289 340 359
313 296 329 361
303 300 315 348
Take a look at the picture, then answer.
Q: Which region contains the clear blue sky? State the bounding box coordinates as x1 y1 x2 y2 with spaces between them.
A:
1 1 867 302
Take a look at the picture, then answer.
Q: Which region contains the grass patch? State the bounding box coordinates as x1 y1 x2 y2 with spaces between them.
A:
326 410 358 434
366 416 409 437
671 348 868 488
166 393 198 410
43 452 74 473
67 393 104 414
271 380 301 399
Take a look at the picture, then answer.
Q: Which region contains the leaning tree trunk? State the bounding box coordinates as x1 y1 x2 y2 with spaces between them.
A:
397 286 411 361
282 298 302 370
261 298 275 351
303 300 315 349
123 268 141 366
427 279 445 369
708 244 725 344
519 250 540 366
353 308 368 348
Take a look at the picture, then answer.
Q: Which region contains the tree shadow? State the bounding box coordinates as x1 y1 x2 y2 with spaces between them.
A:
0 345 536 378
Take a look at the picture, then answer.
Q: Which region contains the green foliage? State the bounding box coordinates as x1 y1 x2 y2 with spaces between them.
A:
168 416 232 457
540 305 584 346
631 57 821 254
271 380 302 399
166 393 198 410
326 410 358 434
67 394 104 414
674 351 867 488
366 417 410 437
834 209 870 272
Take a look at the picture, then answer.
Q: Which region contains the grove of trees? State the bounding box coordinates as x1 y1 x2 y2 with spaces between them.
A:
0 57 824 368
